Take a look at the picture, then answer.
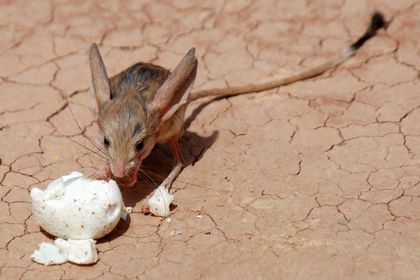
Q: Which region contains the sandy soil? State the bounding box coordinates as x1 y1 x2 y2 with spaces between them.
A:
1 0 420 279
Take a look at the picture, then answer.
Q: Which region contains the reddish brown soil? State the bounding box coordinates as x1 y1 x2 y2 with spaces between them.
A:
1 0 420 279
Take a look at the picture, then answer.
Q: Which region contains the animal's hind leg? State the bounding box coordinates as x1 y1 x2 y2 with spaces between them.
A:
156 106 187 190
160 140 184 190
141 139 184 214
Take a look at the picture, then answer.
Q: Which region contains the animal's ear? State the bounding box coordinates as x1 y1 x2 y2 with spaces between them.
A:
88 43 111 107
153 48 198 122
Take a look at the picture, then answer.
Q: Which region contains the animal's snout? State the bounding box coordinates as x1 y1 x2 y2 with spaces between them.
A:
111 161 126 178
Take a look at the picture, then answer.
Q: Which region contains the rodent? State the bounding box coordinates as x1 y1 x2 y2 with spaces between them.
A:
88 12 386 194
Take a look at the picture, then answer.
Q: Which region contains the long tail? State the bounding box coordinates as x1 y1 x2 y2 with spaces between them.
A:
190 11 386 102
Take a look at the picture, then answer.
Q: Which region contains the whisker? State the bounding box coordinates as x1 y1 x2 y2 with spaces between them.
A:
139 168 165 181
140 165 203 188
86 136 108 157
84 151 107 168
87 151 99 167
65 97 108 157
138 169 159 187
87 172 97 179
79 153 106 167
68 137 109 161
137 165 167 178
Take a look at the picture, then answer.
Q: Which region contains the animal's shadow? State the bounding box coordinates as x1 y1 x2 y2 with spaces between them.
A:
120 129 218 208
38 218 131 245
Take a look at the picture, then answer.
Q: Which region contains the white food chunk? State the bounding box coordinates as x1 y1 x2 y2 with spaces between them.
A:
30 171 123 240
55 239 98 264
147 186 174 217
31 239 98 265
121 206 133 221
31 242 67 265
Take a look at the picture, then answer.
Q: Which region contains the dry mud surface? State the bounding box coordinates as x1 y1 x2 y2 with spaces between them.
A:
1 0 420 279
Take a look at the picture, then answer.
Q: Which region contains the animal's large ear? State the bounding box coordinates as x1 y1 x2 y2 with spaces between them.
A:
88 43 111 107
153 48 198 122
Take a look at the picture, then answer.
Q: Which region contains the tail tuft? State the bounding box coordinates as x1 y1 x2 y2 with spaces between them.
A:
350 11 386 50
370 11 386 33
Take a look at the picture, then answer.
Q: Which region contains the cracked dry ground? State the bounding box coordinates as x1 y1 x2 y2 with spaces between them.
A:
1 0 420 279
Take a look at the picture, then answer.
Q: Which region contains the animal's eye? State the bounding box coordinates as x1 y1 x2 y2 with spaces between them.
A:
135 141 144 151
104 137 110 147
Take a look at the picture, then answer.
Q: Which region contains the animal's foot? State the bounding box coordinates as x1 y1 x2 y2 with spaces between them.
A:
140 186 174 217
96 165 112 181
139 191 155 215
140 202 150 215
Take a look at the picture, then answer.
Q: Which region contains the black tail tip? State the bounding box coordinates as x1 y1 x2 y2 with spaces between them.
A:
370 11 386 32
350 11 386 50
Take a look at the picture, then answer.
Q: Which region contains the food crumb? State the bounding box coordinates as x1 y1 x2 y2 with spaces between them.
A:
169 229 182 237
337 217 348 225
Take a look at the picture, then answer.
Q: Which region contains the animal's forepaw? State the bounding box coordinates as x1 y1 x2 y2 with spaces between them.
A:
96 165 112 181
141 203 150 215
